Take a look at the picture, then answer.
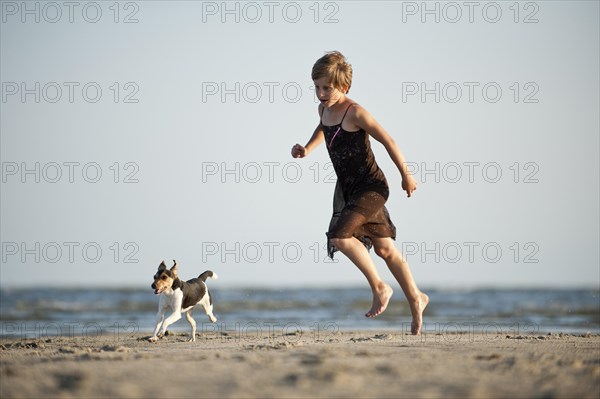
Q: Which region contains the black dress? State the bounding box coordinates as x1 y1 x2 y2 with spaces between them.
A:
322 103 397 258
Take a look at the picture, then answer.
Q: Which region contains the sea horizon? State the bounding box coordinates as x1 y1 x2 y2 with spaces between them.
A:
1 286 598 339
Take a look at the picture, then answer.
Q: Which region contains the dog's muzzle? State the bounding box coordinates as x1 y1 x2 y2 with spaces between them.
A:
152 283 163 295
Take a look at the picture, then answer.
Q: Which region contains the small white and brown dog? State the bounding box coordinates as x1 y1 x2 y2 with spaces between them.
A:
149 260 218 342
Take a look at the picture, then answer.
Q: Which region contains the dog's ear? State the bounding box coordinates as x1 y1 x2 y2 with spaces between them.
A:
158 260 166 271
170 260 178 276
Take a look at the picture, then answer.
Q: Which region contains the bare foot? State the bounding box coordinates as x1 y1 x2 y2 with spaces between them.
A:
410 292 429 335
366 284 393 318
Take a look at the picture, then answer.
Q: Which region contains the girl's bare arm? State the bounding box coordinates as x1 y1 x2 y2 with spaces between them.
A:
350 105 417 197
291 106 325 158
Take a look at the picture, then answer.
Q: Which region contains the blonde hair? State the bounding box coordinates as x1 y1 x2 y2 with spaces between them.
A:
311 51 353 93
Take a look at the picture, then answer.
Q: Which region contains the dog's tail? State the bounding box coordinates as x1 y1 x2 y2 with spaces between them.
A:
198 270 218 282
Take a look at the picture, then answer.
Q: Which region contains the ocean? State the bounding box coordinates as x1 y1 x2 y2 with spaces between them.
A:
1 287 598 339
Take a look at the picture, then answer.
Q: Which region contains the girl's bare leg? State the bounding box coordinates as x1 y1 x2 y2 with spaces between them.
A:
372 237 429 335
329 237 393 317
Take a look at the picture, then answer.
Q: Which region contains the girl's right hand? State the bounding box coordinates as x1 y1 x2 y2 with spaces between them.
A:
291 144 307 158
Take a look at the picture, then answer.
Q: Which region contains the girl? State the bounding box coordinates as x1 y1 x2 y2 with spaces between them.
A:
291 51 428 335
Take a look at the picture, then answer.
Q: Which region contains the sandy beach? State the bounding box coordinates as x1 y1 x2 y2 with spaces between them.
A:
1 329 598 399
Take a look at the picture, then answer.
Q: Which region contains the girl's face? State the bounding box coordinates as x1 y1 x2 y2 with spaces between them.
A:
313 77 347 108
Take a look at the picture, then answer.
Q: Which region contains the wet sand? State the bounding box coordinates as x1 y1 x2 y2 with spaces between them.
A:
1 330 599 398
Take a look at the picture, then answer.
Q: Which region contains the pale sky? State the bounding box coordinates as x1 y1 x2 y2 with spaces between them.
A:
1 1 598 288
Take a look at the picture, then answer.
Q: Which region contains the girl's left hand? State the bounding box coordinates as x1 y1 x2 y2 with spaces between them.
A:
402 176 417 198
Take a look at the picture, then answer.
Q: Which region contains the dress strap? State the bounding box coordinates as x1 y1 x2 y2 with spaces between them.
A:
340 103 356 125
319 105 324 125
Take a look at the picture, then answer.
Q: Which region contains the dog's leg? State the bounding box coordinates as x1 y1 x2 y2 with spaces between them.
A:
158 310 182 337
185 310 196 342
199 294 217 323
156 291 184 338
149 309 165 342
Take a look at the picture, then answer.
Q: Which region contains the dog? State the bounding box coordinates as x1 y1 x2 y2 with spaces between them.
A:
149 260 218 342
